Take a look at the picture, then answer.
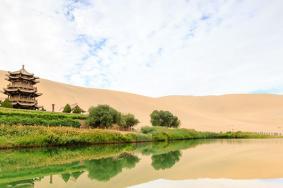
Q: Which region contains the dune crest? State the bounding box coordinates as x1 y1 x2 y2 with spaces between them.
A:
1 70 283 132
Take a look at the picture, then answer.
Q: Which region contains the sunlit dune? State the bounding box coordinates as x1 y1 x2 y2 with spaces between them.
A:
1 70 283 132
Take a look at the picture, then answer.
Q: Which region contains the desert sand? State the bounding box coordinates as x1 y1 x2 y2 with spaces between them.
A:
1 70 283 132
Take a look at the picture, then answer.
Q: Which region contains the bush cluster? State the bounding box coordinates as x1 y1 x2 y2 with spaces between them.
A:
141 126 271 141
86 105 139 129
0 99 13 108
63 104 85 114
0 116 80 128
0 107 86 120
150 110 180 128
0 125 151 148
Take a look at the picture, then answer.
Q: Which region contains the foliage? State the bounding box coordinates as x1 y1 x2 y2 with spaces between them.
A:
0 107 86 120
63 104 72 113
1 99 13 108
0 125 151 148
72 105 84 114
86 105 121 128
150 110 180 128
118 113 139 129
141 126 274 141
0 124 276 149
0 115 80 127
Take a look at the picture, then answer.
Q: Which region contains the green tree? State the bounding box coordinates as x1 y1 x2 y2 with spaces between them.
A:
72 105 84 114
1 99 13 108
86 105 121 128
150 110 180 128
118 113 139 129
63 104 72 113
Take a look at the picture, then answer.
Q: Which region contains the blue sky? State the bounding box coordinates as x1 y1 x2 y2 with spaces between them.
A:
0 0 283 96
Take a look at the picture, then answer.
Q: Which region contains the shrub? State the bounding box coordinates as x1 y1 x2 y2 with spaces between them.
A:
63 104 72 113
0 115 81 128
150 110 180 128
1 99 13 108
0 107 86 120
72 105 84 114
118 114 139 129
86 105 121 128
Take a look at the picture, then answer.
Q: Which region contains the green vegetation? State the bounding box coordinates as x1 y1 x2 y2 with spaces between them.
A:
86 105 139 129
118 113 139 129
141 126 276 141
0 107 86 128
150 110 180 128
63 104 72 113
72 105 84 114
0 125 277 149
0 99 13 108
0 107 86 120
86 105 121 128
0 125 151 148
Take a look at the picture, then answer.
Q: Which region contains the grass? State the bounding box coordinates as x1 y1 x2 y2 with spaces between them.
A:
0 125 152 148
0 125 278 149
141 126 277 141
0 107 86 120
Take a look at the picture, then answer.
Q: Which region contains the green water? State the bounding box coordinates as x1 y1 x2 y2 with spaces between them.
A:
1 139 283 188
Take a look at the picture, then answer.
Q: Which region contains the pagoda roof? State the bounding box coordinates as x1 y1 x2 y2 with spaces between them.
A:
4 88 42 96
12 101 38 107
8 65 34 76
5 76 39 82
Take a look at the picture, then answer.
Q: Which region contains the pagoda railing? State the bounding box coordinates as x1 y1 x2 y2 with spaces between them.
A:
9 97 37 103
7 83 37 90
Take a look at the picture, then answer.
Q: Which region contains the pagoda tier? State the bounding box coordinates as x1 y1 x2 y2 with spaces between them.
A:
5 76 39 84
3 65 42 110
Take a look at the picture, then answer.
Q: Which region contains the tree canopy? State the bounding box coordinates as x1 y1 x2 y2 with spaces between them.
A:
86 105 121 128
150 110 180 128
118 113 139 129
63 104 72 113
1 99 13 108
72 105 84 114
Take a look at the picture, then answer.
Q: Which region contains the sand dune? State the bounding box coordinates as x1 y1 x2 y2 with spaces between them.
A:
1 70 283 132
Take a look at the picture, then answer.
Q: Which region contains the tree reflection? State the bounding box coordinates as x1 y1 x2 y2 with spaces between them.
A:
151 150 181 170
84 153 140 181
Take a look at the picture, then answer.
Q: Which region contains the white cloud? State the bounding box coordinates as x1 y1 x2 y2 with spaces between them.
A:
0 0 283 96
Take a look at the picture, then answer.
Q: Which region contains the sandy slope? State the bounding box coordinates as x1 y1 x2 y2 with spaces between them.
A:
1 70 283 132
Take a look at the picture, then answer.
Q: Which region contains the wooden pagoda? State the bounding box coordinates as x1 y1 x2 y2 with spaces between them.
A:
3 65 42 109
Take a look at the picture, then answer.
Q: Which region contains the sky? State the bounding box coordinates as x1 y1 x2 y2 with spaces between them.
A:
0 0 283 97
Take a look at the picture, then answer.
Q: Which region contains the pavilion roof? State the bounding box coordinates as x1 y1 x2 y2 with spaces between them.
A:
8 65 34 76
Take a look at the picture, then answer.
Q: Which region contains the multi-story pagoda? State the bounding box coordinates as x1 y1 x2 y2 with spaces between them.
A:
3 65 42 110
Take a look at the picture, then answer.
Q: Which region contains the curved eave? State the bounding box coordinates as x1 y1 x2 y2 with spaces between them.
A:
4 89 41 97
8 70 34 77
12 102 37 106
4 88 37 93
6 76 39 81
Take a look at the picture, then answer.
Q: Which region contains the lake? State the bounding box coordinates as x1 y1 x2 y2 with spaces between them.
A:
1 139 283 188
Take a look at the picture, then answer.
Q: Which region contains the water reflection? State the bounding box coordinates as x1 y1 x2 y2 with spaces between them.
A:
85 153 140 181
0 140 201 187
151 150 181 170
1 139 283 188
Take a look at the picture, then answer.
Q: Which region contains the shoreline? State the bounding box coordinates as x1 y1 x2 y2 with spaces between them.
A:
0 125 280 149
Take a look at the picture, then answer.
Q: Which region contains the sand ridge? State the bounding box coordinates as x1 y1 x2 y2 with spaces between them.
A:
1 70 283 132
